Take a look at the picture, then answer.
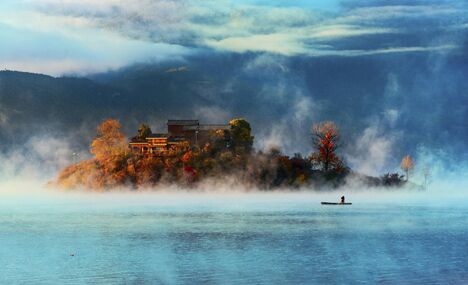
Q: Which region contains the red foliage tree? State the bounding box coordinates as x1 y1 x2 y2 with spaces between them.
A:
311 121 344 172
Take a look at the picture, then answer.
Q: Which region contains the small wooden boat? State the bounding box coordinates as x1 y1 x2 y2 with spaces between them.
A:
321 202 352 205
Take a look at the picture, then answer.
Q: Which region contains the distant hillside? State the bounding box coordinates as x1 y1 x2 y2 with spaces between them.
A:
0 58 276 151
0 71 124 149
0 69 219 150
1 51 467 165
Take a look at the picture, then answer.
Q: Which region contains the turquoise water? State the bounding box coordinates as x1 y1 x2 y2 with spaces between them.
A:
0 192 467 284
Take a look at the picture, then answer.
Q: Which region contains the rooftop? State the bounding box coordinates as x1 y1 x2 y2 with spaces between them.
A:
168 136 187 142
167 119 199 126
146 133 168 138
183 124 230 131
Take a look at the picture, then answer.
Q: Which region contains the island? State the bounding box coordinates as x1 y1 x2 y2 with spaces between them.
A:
53 118 415 190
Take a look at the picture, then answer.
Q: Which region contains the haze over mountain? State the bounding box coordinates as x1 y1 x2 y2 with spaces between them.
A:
0 0 467 177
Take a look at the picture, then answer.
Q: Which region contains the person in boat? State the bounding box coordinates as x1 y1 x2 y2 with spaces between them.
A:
340 196 345 204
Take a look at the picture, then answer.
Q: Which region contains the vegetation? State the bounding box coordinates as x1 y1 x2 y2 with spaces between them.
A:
310 121 344 172
229 118 254 153
400 155 414 181
54 118 414 191
135 123 152 141
381 173 405 187
90 119 127 160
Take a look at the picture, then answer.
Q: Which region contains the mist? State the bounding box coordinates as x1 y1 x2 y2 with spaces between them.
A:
1 123 467 198
1 136 467 209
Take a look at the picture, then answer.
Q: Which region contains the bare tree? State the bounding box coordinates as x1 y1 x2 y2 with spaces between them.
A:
422 165 431 190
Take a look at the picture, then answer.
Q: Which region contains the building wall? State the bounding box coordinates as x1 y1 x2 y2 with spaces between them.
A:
182 130 197 145
168 125 185 136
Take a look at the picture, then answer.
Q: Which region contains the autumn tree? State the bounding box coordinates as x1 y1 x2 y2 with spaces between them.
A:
229 118 254 153
311 121 343 172
400 155 414 181
90 119 127 160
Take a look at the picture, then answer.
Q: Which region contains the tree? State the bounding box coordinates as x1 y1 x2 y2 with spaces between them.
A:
311 121 343 172
136 123 152 140
229 118 254 152
381 172 405 187
400 155 414 181
90 119 127 160
207 129 230 154
422 165 431 190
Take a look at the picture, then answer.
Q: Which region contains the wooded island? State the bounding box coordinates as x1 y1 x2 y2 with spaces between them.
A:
54 118 413 190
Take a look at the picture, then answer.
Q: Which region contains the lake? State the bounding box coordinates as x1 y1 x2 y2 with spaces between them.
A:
0 190 467 284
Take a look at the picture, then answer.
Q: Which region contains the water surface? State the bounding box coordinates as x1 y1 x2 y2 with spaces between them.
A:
0 191 467 284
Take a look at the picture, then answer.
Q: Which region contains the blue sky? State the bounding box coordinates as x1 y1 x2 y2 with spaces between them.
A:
0 0 466 75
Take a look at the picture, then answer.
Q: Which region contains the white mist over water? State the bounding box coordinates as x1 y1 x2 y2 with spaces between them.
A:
1 177 467 209
1 136 467 210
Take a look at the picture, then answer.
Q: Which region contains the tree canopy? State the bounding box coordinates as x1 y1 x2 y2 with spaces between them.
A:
229 118 254 153
310 121 344 172
137 123 152 140
400 155 414 181
55 118 411 190
90 119 127 160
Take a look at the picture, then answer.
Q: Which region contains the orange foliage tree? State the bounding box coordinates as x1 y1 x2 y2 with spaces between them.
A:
90 119 127 160
400 155 414 181
311 121 343 172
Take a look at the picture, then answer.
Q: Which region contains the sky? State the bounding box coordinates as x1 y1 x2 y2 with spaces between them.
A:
0 0 466 75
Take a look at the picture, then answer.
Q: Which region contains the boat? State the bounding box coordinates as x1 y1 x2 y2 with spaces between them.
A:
321 202 352 205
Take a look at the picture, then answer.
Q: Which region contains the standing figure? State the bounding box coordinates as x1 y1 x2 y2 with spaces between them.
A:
341 196 345 204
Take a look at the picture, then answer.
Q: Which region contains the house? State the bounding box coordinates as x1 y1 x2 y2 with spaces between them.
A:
129 119 230 155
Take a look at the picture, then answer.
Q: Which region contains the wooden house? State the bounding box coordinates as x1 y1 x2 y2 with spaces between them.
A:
129 119 230 155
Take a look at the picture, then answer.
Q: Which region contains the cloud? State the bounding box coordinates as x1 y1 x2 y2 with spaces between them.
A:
26 0 189 43
0 1 465 74
0 1 191 75
346 45 458 56
205 33 307 55
0 18 191 75
1 59 119 76
307 25 396 39
192 3 462 56
337 5 459 23
1 41 190 76
194 106 232 123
